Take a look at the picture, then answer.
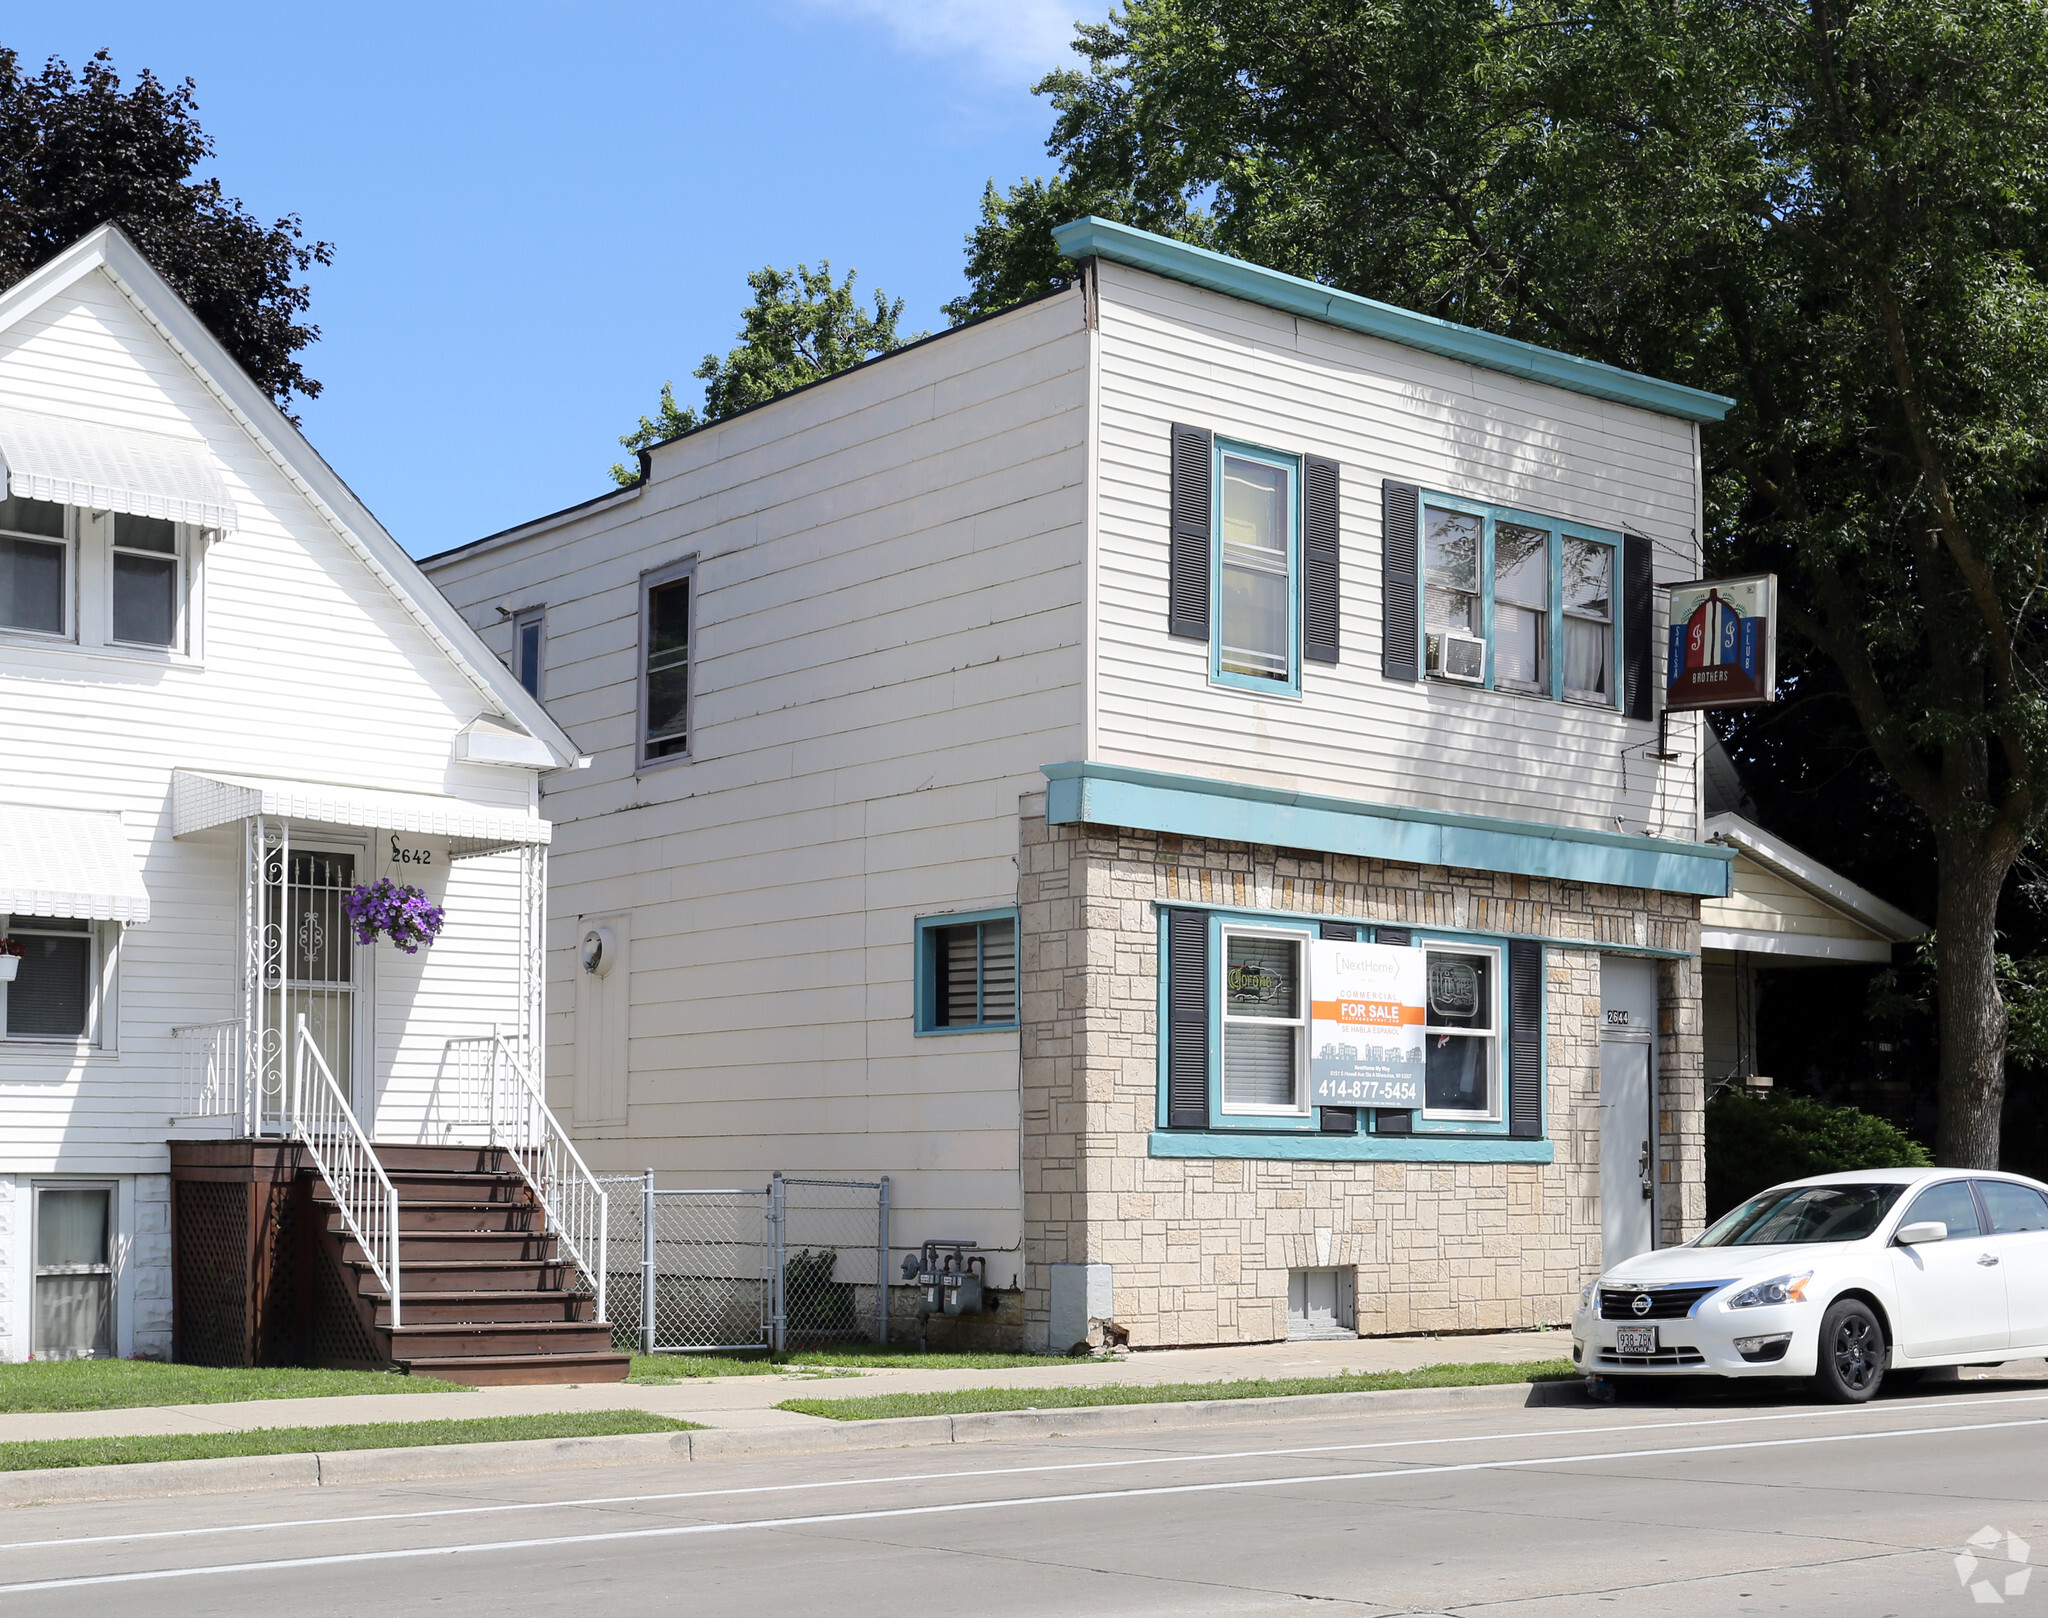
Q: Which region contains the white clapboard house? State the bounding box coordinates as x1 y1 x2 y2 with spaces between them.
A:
426 220 1740 1354
0 227 624 1382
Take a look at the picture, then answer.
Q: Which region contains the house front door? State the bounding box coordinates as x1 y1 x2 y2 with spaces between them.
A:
1599 956 1658 1266
269 845 369 1126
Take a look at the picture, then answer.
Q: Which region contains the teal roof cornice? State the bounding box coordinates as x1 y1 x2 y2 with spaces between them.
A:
1041 761 1734 899
1052 217 1735 426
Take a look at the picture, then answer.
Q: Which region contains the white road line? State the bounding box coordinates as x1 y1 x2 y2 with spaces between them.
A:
3 1389 2044 1556
0 1410 2039 1594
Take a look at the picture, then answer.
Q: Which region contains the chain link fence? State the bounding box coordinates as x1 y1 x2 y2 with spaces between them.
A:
598 1172 889 1355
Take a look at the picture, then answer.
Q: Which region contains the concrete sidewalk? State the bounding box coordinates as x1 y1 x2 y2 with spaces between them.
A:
0 1330 1577 1444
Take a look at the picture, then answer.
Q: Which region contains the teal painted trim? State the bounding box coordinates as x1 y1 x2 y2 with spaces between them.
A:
1054 217 1735 426
912 907 1021 1036
1146 899 1695 960
1042 762 1734 898
1148 1130 1555 1164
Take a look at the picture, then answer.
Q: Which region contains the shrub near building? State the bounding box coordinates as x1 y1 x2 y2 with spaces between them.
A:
1705 1091 1931 1219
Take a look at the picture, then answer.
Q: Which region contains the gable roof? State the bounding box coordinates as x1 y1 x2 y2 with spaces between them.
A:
1053 217 1735 425
0 226 578 769
1706 811 1925 943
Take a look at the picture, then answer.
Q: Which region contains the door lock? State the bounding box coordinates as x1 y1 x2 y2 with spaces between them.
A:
1638 1139 1653 1201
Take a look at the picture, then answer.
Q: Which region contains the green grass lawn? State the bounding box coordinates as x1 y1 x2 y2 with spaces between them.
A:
0 1360 474 1413
626 1345 1065 1381
778 1359 1581 1420
0 1409 700 1472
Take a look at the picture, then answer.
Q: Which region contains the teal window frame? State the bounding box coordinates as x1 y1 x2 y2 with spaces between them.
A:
1418 490 1623 708
1154 909 1540 1142
1210 439 1302 698
913 907 1020 1035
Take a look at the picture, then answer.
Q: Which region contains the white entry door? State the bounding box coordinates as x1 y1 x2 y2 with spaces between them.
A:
1599 1040 1655 1264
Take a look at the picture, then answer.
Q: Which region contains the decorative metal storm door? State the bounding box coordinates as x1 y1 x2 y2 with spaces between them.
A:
247 821 363 1133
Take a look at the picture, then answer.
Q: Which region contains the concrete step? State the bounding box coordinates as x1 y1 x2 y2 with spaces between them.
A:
388 1320 616 1359
395 1350 632 1387
372 1291 596 1328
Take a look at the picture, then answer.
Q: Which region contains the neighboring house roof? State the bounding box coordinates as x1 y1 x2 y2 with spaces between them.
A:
1703 811 1925 964
0 226 579 769
1052 217 1737 425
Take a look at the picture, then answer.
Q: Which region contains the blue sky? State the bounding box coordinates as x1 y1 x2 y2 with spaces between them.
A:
7 3 1096 555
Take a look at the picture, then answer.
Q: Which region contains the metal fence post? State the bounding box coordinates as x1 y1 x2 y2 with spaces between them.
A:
874 1175 890 1345
769 1171 787 1357
640 1169 656 1358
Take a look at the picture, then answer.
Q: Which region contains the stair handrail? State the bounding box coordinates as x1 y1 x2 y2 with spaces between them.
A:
480 1030 608 1323
291 1015 402 1329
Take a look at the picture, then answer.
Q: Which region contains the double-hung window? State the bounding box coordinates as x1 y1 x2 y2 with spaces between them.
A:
1214 445 1299 692
0 495 68 637
111 514 182 648
639 560 694 765
3 915 96 1042
1418 494 1620 705
1422 943 1501 1120
1219 925 1309 1114
34 1184 115 1359
915 910 1019 1033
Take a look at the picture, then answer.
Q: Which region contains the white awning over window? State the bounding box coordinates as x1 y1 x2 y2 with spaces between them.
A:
0 406 238 531
0 804 151 924
172 771 550 860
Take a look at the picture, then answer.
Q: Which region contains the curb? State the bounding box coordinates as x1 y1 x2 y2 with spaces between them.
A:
0 1377 1585 1509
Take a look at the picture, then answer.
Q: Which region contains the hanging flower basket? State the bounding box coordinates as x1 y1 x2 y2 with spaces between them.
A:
0 939 20 983
342 880 445 954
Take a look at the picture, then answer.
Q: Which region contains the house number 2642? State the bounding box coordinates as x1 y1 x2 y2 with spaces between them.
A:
390 835 433 866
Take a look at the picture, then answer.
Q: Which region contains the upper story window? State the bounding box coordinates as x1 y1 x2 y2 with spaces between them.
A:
1215 446 1298 691
0 496 196 654
1420 494 1619 705
639 558 694 766
0 496 67 636
512 606 545 698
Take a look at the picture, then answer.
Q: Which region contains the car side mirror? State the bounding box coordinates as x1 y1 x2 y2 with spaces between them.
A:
1895 1220 1948 1246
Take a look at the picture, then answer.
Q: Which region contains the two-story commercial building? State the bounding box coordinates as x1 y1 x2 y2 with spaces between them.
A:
424 219 1737 1352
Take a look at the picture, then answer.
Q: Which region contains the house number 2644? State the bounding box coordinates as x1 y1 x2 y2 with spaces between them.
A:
390 835 433 866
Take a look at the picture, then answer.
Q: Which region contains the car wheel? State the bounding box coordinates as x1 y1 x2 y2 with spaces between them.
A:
1814 1299 1886 1403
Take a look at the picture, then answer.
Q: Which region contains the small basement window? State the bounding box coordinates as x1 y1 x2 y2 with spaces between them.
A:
915 911 1018 1034
34 1184 115 1359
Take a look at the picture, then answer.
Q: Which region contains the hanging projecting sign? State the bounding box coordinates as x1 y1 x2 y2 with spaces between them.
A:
1309 940 1425 1107
1665 574 1778 710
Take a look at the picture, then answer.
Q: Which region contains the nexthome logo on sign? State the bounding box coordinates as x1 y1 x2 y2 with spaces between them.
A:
1958 1525 2033 1604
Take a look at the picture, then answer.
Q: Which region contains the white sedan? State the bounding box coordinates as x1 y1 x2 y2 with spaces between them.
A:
1572 1166 2048 1402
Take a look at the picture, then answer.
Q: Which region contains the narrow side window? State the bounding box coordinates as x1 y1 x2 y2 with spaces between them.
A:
640 562 694 765
1213 442 1300 692
512 606 545 699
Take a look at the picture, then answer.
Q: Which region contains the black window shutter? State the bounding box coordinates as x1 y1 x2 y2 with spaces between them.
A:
1304 455 1341 665
1622 532 1654 720
1371 925 1413 1131
1317 921 1359 1132
1165 908 1210 1128
1169 425 1213 640
1381 481 1421 681
1508 938 1545 1138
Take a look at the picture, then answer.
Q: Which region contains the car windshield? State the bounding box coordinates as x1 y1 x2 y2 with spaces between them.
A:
1696 1183 1907 1247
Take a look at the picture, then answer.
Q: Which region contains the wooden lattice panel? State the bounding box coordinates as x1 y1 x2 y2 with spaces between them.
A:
172 1179 250 1366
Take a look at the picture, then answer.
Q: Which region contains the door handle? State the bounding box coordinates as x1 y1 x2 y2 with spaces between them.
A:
1638 1140 1653 1200
1978 1253 2001 1266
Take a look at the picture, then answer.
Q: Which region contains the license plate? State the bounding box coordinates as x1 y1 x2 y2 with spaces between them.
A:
1615 1325 1659 1356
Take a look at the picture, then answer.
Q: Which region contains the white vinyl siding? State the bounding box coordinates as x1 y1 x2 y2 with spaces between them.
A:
1090 260 1703 840
425 291 1089 1269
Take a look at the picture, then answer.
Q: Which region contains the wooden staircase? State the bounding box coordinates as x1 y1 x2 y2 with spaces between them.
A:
308 1143 629 1386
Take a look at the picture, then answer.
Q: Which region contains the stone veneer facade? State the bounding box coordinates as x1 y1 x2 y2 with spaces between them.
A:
1016 791 1704 1352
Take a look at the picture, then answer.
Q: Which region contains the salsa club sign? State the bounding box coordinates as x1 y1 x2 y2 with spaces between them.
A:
1308 941 1425 1107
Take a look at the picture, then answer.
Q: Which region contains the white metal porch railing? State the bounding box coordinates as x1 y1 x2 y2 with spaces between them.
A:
173 1019 254 1133
444 1032 608 1322
292 1015 402 1327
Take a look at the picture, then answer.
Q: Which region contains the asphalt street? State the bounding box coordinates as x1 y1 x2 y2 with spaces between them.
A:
0 1383 2043 1616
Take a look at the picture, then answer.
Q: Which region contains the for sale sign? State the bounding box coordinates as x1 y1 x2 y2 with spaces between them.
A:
1666 574 1777 710
1309 940 1425 1107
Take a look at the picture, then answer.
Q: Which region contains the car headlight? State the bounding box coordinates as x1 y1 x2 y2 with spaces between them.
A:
1729 1273 1812 1309
1579 1279 1599 1309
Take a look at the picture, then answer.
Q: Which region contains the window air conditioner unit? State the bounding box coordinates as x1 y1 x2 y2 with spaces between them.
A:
1426 630 1486 684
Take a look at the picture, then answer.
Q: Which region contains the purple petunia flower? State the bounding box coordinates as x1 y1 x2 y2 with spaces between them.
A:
342 879 446 953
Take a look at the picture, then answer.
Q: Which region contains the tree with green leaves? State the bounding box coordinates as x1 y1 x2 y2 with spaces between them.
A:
613 261 920 484
0 47 330 411
959 0 2048 1169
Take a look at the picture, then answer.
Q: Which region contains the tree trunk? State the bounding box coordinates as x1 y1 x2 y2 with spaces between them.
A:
1933 831 2010 1167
